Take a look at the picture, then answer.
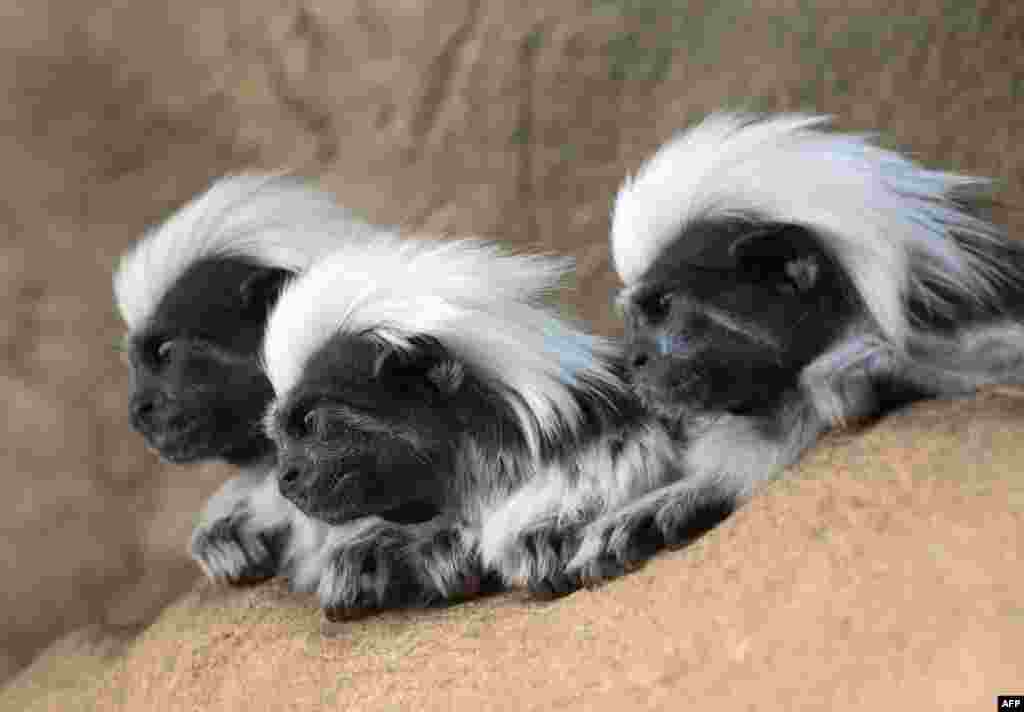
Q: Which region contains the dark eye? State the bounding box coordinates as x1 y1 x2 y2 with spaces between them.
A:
156 339 174 361
285 404 327 440
635 291 673 324
287 407 315 439
144 337 176 368
303 409 320 436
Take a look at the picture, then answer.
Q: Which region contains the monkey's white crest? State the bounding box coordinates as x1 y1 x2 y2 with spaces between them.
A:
263 238 622 453
114 174 390 332
611 112 1009 347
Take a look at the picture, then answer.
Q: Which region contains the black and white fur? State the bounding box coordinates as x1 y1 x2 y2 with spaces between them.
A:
256 114 1024 609
590 112 1024 581
114 174 393 587
259 236 742 615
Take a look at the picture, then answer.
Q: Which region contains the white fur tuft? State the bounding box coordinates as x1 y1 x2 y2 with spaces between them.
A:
611 112 1008 346
263 238 623 454
114 174 391 332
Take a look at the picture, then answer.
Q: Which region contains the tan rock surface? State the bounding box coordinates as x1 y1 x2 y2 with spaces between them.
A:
0 0 1022 700
6 389 1023 711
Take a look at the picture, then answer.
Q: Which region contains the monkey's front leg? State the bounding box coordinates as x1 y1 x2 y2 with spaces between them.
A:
315 517 486 620
566 408 823 588
799 331 899 424
566 476 736 587
486 516 586 599
190 465 294 585
489 470 719 595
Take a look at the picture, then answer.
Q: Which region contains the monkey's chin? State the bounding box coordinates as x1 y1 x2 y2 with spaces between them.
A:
290 496 441 527
633 376 712 422
150 442 212 464
634 373 769 423
143 428 220 464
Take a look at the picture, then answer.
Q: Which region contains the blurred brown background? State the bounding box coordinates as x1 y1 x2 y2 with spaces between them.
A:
0 0 1021 689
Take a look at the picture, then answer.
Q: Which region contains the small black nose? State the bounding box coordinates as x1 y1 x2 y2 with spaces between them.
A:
130 391 166 428
631 351 649 369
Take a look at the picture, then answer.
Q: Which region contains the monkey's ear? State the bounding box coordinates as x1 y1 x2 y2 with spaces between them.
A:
783 255 820 292
373 337 465 396
239 268 291 314
425 360 465 395
730 224 823 293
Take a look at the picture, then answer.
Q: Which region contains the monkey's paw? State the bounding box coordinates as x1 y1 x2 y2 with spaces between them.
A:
318 521 493 620
567 495 734 587
317 523 419 621
564 509 662 588
190 508 288 586
410 526 494 602
497 523 582 599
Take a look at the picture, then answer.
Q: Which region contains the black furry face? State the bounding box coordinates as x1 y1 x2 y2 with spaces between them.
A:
622 222 857 418
126 258 290 464
269 335 464 525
